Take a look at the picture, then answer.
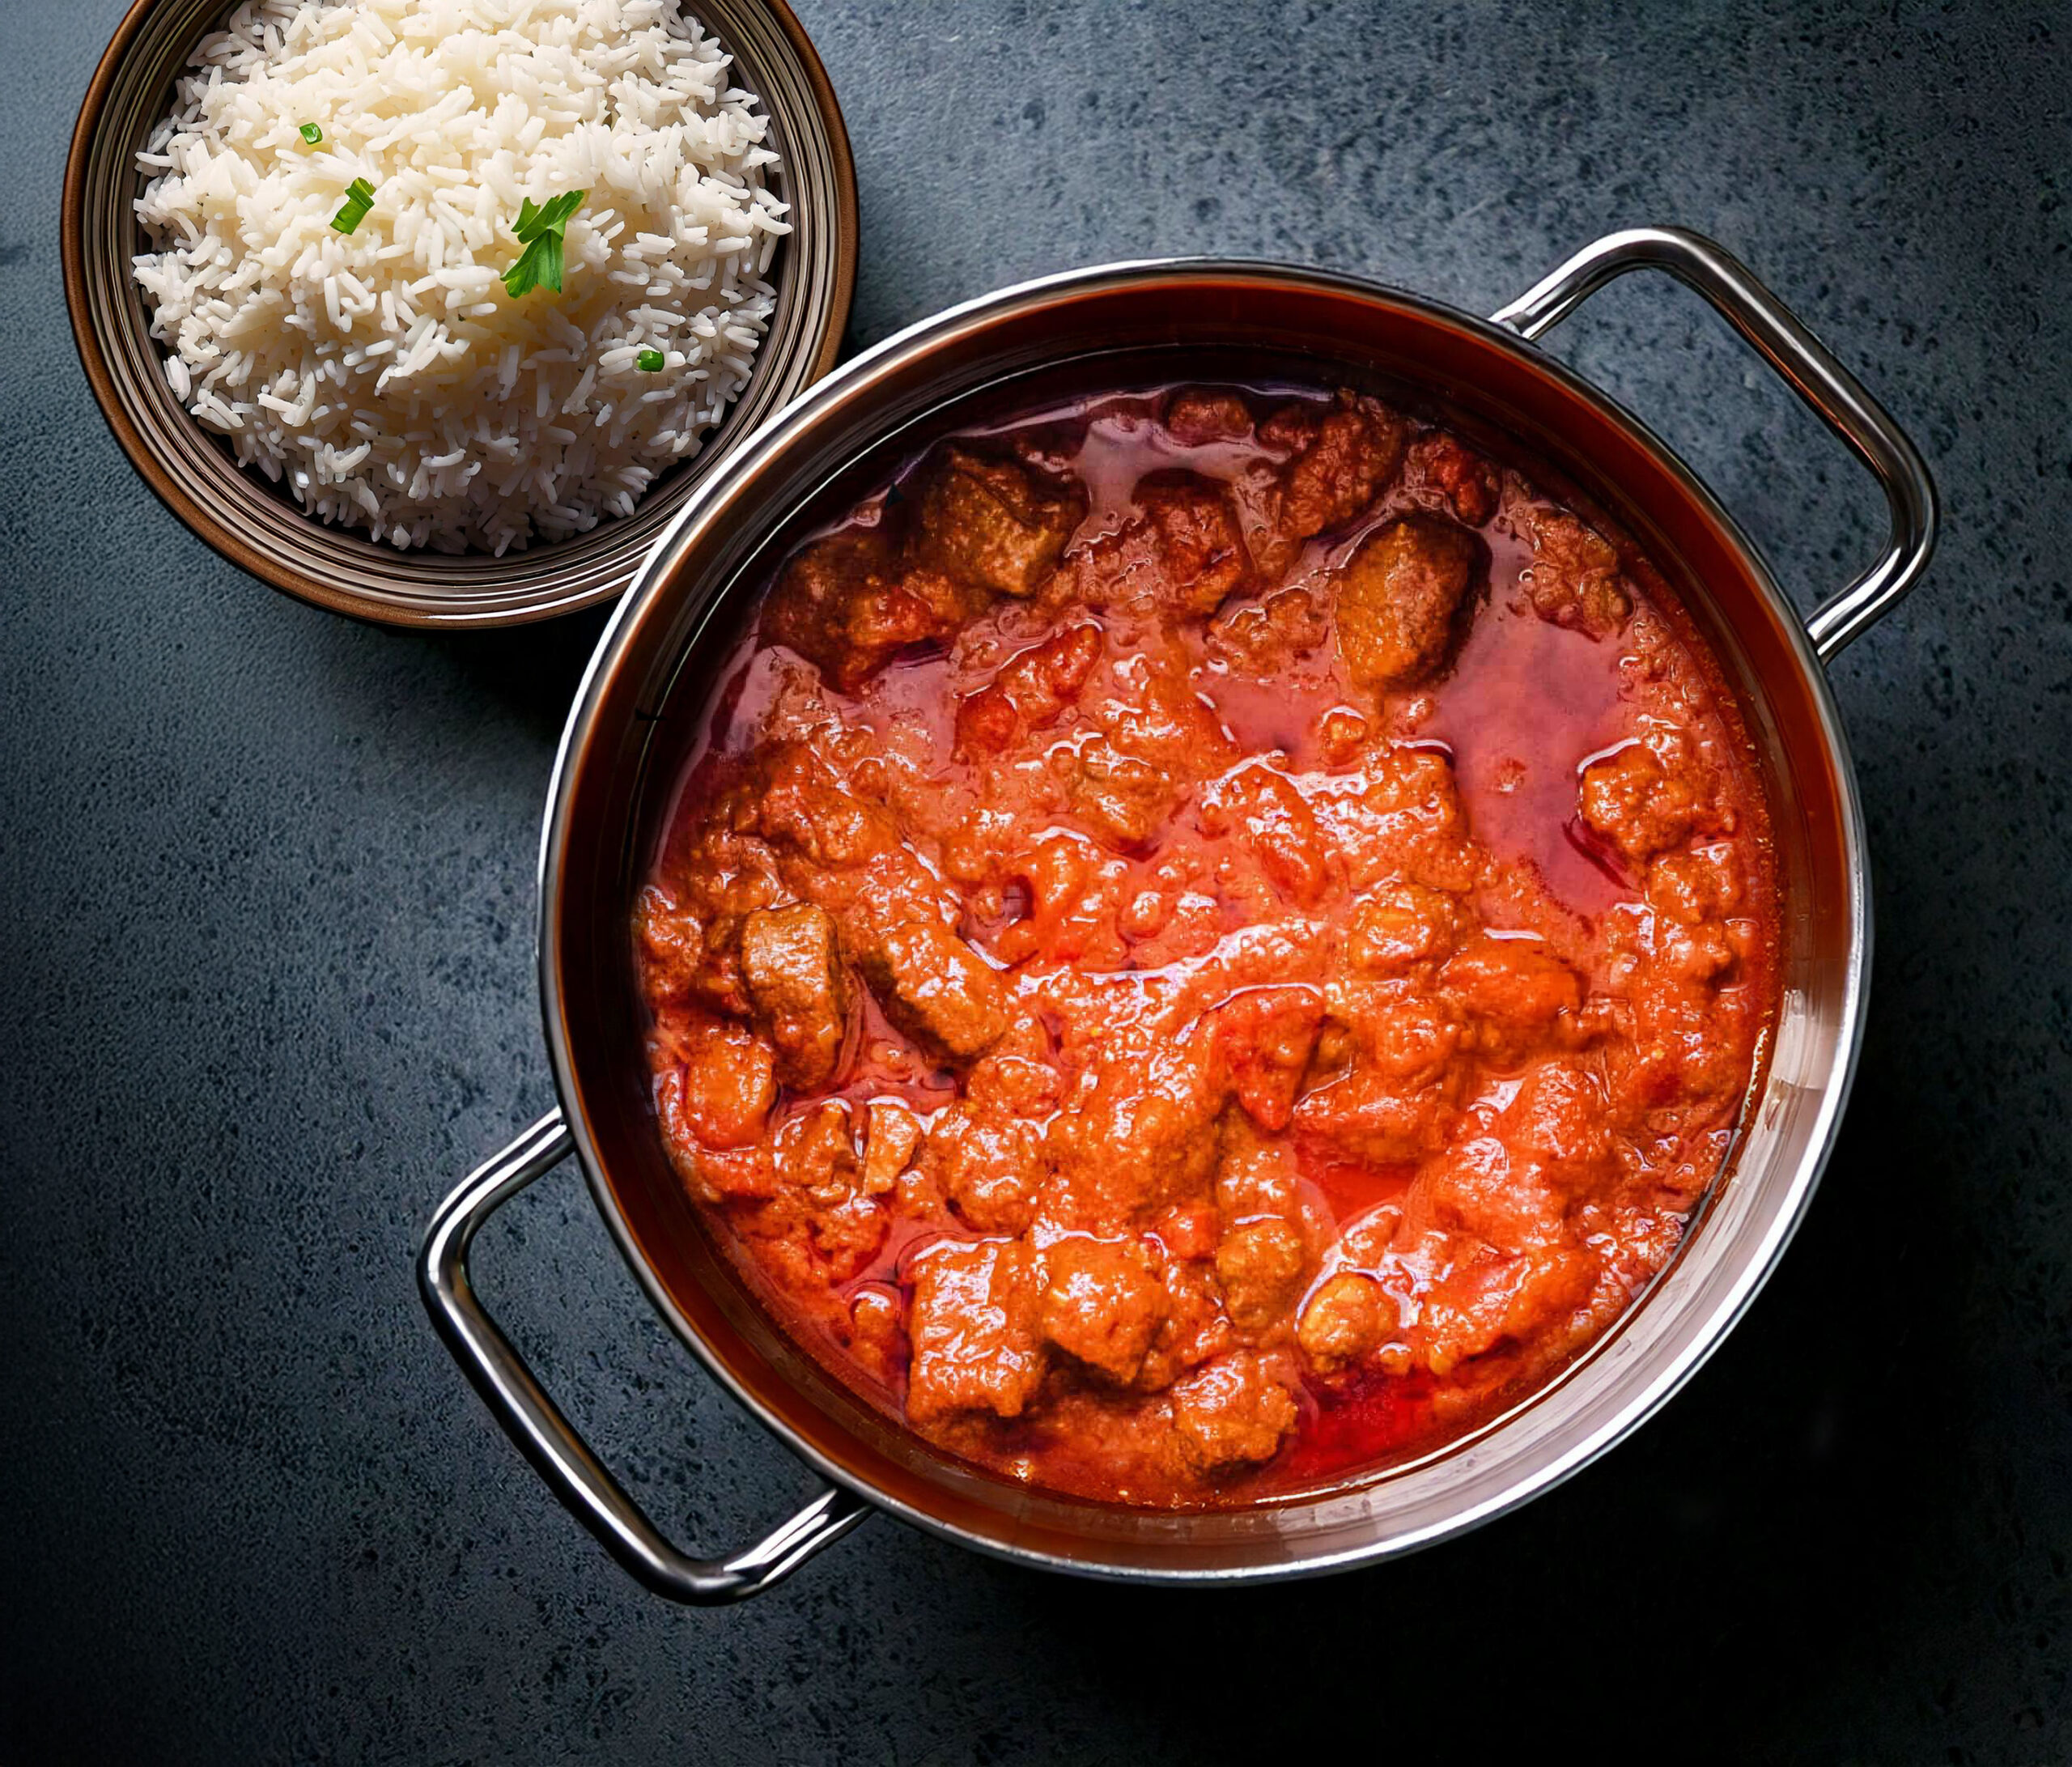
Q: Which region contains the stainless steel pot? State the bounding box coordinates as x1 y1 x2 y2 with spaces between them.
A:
419 227 1936 1602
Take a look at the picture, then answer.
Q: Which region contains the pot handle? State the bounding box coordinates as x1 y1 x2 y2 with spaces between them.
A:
1489 225 1938 663
417 1110 872 1604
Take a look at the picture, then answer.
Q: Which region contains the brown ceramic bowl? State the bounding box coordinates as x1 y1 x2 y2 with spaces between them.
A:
62 0 858 628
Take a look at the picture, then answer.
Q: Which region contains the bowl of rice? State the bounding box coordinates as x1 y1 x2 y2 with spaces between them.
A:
64 0 856 626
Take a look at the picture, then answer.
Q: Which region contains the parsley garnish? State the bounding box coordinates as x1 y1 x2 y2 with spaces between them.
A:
329 176 375 235
299 123 323 144
500 190 586 299
636 349 665 372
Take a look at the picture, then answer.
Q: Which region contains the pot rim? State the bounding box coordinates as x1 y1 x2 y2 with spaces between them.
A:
536 254 1871 1582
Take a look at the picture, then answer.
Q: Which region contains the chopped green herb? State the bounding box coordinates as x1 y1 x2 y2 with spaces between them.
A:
636 349 665 372
329 176 376 235
500 189 586 299
299 122 323 144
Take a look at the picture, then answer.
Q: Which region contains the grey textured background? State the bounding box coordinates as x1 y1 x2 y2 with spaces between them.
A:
3 2 2068 1762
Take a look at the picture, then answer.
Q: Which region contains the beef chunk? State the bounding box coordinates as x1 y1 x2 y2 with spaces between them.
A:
1213 1217 1309 1331
1441 936 1582 1043
660 1012 776 1151
904 1239 1045 1423
1047 1030 1227 1229
1038 1237 1166 1383
1169 1350 1299 1472
1412 1244 1600 1379
1293 1065 1454 1166
1346 882 1458 975
954 622 1102 756
1261 394 1410 569
1062 734 1176 849
1646 843 1744 926
739 903 851 1090
1208 984 1325 1133
1580 739 1705 863
762 530 973 691
1297 1271 1395 1373
860 1099 923 1196
1166 388 1255 445
1406 430 1501 525
1518 504 1631 639
928 1106 1042 1233
1198 766 1332 907
1205 586 1328 673
1335 513 1481 694
860 920 1012 1061
1062 473 1253 615
911 445 1085 598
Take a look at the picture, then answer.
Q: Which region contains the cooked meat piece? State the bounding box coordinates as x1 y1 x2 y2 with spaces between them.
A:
1169 1350 1299 1472
1412 1064 1616 1255
1645 843 1744 926
1334 513 1481 694
739 903 852 1090
1262 394 1411 568
1214 1115 1303 1221
771 1096 860 1200
1292 1066 1454 1166
1346 882 1458 975
653 1070 777 1203
1213 1217 1309 1330
1518 503 1631 639
1038 1237 1166 1383
904 1239 1045 1423
1165 388 1254 445
954 621 1102 755
847 1285 906 1384
1297 1271 1395 1373
1062 473 1253 615
762 529 974 690
659 1011 776 1151
1138 473 1254 613
1579 739 1705 862
911 444 1085 598
1198 765 1332 906
1416 1133 1563 1251
1208 984 1325 1132
1405 430 1500 525
1047 1029 1227 1228
1501 1060 1617 1194
1062 733 1176 849
860 920 1012 1061
1441 937 1582 1039
860 1099 923 1196
1412 1243 1599 1379
1136 1259 1235 1391
1205 585 1328 673
925 1092 1047 1234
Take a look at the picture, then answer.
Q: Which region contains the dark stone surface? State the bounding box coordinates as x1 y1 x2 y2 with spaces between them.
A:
2 1 2066 1761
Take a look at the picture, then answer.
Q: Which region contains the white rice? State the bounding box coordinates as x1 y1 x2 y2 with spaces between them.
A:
131 0 788 554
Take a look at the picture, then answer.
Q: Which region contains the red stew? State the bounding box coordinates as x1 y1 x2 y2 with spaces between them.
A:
634 383 1779 1506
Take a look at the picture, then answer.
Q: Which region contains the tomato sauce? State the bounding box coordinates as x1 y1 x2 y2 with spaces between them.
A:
633 381 1779 1506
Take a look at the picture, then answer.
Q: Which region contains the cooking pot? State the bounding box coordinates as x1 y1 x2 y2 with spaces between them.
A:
418 227 1935 1601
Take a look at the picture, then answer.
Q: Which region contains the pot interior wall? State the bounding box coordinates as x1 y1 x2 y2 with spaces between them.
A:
543 270 1858 1578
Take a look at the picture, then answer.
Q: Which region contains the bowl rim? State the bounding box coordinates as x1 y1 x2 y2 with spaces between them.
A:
60 0 860 630
534 256 1871 1582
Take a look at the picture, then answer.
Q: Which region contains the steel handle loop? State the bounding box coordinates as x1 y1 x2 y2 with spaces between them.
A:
1492 225 1937 662
418 1110 870 1604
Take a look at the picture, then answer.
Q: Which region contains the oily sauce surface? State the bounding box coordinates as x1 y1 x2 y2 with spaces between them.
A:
634 384 1780 1506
